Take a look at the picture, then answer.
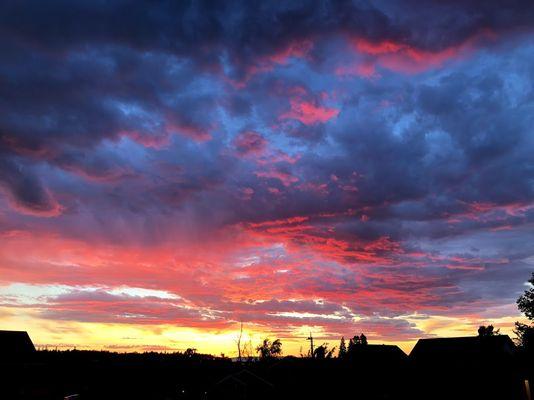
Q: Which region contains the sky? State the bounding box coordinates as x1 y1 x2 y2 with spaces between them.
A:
0 0 533 356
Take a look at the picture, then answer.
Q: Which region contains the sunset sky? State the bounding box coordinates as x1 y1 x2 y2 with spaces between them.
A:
1 0 533 356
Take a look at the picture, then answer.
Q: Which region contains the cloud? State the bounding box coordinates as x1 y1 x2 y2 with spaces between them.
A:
233 131 268 156
0 158 63 217
343 31 496 74
280 99 340 125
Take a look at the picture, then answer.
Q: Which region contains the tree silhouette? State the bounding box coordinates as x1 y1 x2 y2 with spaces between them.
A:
347 337 355 353
184 348 197 358
478 325 499 337
359 333 367 345
514 322 534 350
338 337 347 358
270 339 282 357
515 272 534 350
242 338 254 360
350 333 368 346
346 333 368 358
517 272 534 320
256 339 270 359
256 338 282 359
313 343 336 359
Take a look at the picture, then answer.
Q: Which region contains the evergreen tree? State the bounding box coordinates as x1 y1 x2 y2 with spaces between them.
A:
359 333 367 345
338 337 347 358
347 337 355 353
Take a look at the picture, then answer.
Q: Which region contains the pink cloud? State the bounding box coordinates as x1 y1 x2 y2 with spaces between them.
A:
266 39 314 65
233 131 268 156
243 213 404 266
268 187 281 195
339 30 496 75
165 123 212 142
280 99 340 125
120 130 171 149
255 169 299 187
239 187 255 201
447 201 534 224
296 182 329 196
335 62 377 78
227 39 314 88
248 216 310 229
120 121 212 148
256 149 300 166
244 40 314 79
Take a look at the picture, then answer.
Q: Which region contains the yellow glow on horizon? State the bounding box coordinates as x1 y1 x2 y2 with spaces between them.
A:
0 306 526 357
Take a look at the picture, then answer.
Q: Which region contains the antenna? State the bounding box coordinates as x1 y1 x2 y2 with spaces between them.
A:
306 332 314 358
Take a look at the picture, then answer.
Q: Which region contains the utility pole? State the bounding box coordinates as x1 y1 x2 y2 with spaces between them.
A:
306 332 314 358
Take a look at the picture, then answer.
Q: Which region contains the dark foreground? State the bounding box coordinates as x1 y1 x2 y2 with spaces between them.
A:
1 348 533 400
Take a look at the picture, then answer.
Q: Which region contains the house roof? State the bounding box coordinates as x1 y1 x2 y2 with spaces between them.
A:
347 344 408 361
0 330 36 357
410 335 515 361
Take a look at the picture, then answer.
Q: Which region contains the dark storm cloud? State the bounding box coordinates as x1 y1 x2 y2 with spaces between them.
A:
2 0 532 54
0 157 61 216
1 0 532 212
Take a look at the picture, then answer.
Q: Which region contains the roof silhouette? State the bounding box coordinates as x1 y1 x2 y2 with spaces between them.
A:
0 330 36 360
410 335 515 362
347 344 408 363
351 344 407 355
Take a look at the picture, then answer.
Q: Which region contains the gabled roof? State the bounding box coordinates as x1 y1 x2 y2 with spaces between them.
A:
0 330 36 358
410 335 515 361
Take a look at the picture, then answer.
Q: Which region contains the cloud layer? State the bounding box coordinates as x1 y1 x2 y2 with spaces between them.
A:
0 0 533 352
